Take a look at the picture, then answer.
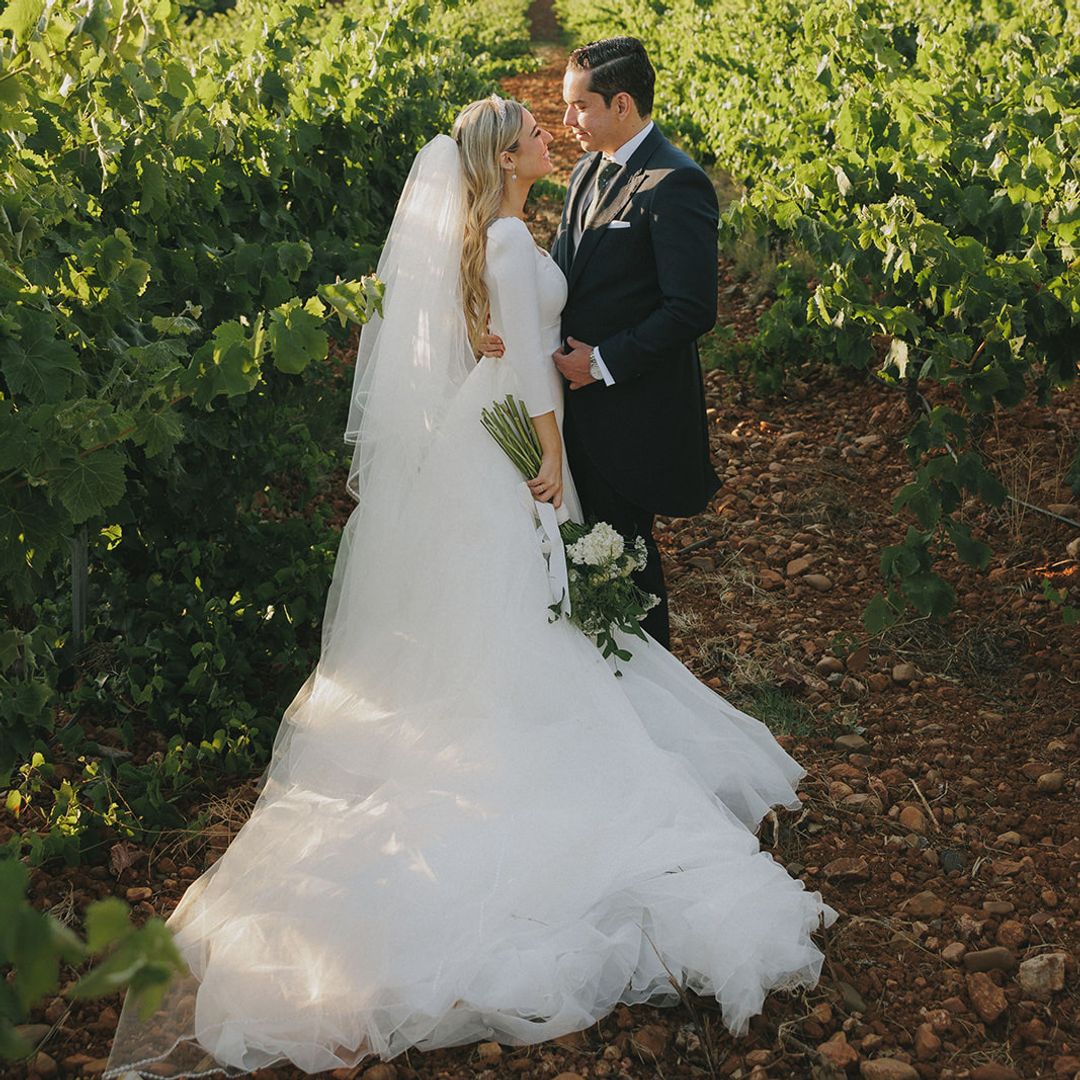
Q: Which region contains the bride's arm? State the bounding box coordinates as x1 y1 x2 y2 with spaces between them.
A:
485 219 563 508
527 412 563 509
485 219 559 418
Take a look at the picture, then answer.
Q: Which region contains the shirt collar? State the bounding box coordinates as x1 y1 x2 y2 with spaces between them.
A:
604 120 655 167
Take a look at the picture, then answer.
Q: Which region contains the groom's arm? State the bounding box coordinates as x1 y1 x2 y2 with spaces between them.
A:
595 167 719 384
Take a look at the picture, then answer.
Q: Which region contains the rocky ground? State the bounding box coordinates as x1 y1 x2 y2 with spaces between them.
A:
7 5 1078 1080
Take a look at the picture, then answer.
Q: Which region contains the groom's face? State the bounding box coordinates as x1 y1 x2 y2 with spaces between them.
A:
562 68 620 155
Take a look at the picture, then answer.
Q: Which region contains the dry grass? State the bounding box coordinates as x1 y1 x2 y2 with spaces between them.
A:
780 477 874 531
668 605 706 639
871 613 1027 685
685 631 768 688
983 407 1080 552
714 205 820 307
679 552 771 614
150 780 260 870
992 429 1044 546
45 880 77 927
726 230 782 305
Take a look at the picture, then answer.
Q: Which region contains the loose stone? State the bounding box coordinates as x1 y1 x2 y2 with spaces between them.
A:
824 856 871 882
818 1031 858 1070
900 890 946 918
860 1060 920 1080
1036 770 1064 793
962 947 1016 973
891 662 917 685
1018 952 1067 998
966 971 1008 1022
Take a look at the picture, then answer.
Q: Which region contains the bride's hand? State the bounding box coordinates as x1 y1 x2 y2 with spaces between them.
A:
477 332 505 359
527 453 563 509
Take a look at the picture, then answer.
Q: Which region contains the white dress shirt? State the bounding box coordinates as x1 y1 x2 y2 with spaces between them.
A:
588 121 654 386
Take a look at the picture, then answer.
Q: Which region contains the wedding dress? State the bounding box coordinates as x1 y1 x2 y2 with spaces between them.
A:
104 136 836 1079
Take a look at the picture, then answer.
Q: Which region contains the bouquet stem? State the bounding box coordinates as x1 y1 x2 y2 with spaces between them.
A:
482 394 658 665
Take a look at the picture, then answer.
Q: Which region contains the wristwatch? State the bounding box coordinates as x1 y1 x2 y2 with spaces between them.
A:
588 348 603 383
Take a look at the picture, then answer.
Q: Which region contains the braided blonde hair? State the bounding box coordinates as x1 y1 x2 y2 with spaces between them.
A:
452 95 524 356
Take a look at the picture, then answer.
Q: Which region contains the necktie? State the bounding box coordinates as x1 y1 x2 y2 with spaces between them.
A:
594 158 621 201
572 158 622 253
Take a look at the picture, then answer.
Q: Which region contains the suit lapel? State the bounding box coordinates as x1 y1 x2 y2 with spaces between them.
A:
568 174 646 292
568 125 665 292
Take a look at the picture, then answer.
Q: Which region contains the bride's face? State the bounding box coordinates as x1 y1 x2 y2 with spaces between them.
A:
508 109 553 184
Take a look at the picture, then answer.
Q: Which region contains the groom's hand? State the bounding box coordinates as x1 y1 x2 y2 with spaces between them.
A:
553 336 596 390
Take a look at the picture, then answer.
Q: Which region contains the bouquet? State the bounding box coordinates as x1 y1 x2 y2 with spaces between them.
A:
481 395 659 663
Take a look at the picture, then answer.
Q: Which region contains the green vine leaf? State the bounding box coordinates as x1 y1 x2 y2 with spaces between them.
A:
0 0 45 42
0 310 81 404
53 447 126 524
133 410 185 459
268 299 327 374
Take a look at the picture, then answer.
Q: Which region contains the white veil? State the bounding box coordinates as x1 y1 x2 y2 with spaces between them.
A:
102 134 480 1079
344 133 474 507
318 131 478 668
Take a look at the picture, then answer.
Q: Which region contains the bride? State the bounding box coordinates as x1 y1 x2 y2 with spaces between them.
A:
104 95 836 1078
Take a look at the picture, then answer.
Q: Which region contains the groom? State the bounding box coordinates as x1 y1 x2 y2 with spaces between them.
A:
550 37 720 648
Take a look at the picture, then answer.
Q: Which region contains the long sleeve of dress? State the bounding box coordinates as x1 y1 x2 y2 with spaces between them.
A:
484 217 559 418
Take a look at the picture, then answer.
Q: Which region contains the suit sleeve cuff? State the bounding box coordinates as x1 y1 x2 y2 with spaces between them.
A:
592 346 616 386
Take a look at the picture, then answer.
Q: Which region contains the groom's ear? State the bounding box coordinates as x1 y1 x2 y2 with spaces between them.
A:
612 91 638 121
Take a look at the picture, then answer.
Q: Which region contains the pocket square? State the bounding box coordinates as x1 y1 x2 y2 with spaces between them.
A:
606 220 632 230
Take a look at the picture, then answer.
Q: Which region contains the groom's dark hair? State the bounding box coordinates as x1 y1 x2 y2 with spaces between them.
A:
567 37 655 117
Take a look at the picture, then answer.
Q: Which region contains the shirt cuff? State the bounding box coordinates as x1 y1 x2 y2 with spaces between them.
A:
592 346 616 386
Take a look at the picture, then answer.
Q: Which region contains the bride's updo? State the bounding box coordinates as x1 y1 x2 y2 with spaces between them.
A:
453 95 524 355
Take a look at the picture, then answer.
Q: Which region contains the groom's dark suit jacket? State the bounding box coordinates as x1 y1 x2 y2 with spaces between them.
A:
552 124 721 519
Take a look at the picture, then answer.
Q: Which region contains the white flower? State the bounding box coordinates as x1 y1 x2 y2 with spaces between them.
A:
593 522 625 561
567 522 624 566
566 536 594 566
